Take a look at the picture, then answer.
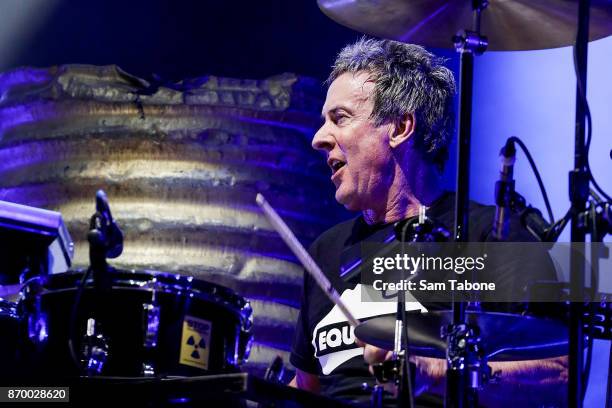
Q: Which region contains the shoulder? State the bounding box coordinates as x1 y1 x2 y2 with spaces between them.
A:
308 215 362 254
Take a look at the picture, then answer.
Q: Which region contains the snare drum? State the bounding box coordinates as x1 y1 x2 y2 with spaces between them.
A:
19 269 252 379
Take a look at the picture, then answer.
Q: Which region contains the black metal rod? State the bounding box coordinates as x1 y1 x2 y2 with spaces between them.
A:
397 290 415 408
397 228 415 408
569 0 590 406
454 50 473 246
446 45 474 408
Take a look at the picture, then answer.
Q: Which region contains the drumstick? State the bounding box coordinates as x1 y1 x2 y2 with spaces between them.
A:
256 193 359 328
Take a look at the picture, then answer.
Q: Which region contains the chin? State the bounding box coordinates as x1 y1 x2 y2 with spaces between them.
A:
335 190 360 211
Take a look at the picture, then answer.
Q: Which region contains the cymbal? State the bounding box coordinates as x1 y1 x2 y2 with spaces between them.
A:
355 311 568 361
318 0 612 51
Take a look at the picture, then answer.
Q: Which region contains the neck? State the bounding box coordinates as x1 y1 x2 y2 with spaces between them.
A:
362 160 444 225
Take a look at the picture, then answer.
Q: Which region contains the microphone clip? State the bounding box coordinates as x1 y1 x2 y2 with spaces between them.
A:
88 190 123 260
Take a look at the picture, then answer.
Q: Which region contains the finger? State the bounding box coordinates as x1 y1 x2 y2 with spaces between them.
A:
355 338 366 348
363 345 391 365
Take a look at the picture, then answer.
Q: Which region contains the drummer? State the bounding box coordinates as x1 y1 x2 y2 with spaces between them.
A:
288 38 567 407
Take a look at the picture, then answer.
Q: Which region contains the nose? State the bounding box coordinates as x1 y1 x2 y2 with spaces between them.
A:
312 122 335 153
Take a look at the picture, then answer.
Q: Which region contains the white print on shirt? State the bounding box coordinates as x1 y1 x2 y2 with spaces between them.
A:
311 284 427 375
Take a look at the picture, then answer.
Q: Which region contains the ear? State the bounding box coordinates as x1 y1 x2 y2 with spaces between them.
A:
389 113 416 149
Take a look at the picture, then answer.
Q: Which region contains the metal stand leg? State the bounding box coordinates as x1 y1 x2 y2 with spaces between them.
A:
569 1 591 407
446 3 488 407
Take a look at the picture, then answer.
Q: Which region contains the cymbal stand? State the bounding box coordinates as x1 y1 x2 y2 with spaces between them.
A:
569 1 591 406
394 289 415 408
447 1 488 407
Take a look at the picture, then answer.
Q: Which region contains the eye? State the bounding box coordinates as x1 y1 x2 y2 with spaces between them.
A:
333 112 349 125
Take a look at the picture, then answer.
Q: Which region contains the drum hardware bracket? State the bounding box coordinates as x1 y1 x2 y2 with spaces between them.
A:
442 323 492 391
141 362 155 377
26 280 48 345
453 30 488 56
27 310 48 345
371 355 417 386
141 296 161 377
142 303 161 348
369 356 417 408
142 277 161 349
361 383 386 408
80 317 110 376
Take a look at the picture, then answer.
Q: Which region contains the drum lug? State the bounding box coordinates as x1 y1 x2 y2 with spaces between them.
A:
241 301 254 331
25 281 48 345
27 312 48 345
141 362 156 377
80 317 109 376
237 331 253 365
142 303 160 348
236 300 254 364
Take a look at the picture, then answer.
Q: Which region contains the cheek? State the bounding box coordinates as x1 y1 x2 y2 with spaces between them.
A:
349 151 392 193
361 146 392 174
344 127 392 183
368 153 396 193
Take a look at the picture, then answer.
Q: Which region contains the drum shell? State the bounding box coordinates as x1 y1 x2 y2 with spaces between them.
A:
20 270 251 379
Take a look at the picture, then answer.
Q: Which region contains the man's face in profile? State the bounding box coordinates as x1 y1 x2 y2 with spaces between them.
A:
312 71 395 212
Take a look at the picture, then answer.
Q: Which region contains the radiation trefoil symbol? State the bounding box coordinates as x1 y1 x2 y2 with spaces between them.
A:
186 335 207 359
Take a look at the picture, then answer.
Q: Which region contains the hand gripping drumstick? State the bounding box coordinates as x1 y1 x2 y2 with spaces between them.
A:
256 193 359 328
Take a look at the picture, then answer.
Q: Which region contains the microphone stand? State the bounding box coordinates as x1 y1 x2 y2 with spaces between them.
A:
447 1 487 407
88 217 109 297
393 212 430 408
392 208 453 408
395 289 415 408
80 190 123 375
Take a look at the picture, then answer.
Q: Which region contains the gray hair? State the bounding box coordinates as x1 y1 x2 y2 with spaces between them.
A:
328 38 456 169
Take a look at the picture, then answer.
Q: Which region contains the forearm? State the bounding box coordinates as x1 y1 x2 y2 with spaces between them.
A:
478 356 568 407
415 356 568 407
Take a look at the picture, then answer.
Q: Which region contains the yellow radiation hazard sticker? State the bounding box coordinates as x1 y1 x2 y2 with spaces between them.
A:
179 315 212 370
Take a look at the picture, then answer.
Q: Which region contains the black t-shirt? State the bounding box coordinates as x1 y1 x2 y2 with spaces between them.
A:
290 192 557 407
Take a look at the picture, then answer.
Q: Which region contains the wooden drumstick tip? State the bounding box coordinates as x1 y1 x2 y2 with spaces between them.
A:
255 193 265 207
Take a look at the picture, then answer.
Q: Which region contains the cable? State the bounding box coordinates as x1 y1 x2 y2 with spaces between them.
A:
545 208 571 242
508 136 555 224
590 189 604 205
572 45 612 202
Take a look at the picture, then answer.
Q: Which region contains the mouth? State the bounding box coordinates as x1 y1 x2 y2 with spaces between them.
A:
328 158 346 176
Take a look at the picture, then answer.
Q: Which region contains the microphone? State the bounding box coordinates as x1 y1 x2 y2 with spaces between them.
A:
492 138 516 241
94 190 123 259
88 190 123 297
